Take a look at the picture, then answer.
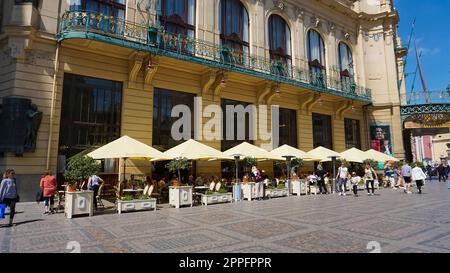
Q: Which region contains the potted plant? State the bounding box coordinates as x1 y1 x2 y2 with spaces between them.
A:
201 185 232 205
63 154 100 192
243 157 258 176
363 159 378 169
166 157 190 186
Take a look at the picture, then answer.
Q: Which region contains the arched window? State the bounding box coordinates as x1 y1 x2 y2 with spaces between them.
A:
307 29 326 87
338 42 354 89
268 14 292 67
219 0 249 62
158 0 196 38
307 29 326 74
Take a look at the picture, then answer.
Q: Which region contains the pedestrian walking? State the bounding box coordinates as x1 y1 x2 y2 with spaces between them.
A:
350 172 361 197
40 170 57 214
401 160 413 194
412 164 427 194
364 163 378 196
384 163 395 189
315 163 328 194
336 162 348 196
250 166 264 201
0 169 19 227
437 159 449 182
393 165 401 187
88 173 104 210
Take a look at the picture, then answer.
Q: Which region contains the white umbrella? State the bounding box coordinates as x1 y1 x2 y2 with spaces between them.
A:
88 135 168 160
223 142 282 160
163 139 231 160
364 149 399 162
321 147 365 163
270 145 310 160
307 146 341 161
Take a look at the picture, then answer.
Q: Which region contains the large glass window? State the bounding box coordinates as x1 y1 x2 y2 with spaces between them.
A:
344 118 361 149
307 30 326 87
278 108 298 148
221 99 254 152
158 0 195 38
268 14 292 70
69 0 125 20
15 0 40 8
312 113 332 149
339 42 354 90
220 99 254 180
59 73 123 159
219 0 249 64
152 88 195 152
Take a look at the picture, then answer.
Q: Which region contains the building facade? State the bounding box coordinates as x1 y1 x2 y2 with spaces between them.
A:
431 133 450 162
0 0 406 200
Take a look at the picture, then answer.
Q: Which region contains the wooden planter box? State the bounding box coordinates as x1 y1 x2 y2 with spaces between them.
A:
242 182 256 201
265 188 288 198
65 191 94 219
292 181 307 196
169 186 193 208
200 193 232 206
117 199 157 214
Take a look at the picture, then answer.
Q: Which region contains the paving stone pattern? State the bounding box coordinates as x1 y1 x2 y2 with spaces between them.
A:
1 180 449 253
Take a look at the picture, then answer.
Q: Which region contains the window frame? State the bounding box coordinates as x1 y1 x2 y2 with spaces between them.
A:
307 29 326 72
152 88 195 152
338 42 355 84
219 0 249 54
15 0 40 8
344 118 361 149
159 0 196 36
268 14 292 64
312 113 333 149
278 108 298 148
59 73 123 159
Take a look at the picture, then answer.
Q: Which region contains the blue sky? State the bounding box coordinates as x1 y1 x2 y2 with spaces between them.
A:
395 0 450 92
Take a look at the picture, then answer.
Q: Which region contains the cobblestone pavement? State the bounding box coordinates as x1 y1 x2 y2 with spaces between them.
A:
1 180 449 253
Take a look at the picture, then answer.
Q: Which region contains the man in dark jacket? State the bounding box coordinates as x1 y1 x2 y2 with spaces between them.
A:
315 164 328 194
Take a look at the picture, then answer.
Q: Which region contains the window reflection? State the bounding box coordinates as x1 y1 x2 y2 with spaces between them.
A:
312 113 332 149
59 73 123 159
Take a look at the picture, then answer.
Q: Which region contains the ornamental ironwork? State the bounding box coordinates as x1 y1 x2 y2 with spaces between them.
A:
57 10 372 102
401 104 450 116
404 113 450 127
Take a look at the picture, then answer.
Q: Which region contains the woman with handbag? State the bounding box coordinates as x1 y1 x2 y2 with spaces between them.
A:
40 170 57 215
364 163 378 196
0 169 19 227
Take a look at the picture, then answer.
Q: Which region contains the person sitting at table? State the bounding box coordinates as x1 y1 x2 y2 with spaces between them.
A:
158 178 166 188
307 172 317 185
187 175 195 186
195 176 204 186
242 175 249 184
170 175 180 187
129 174 142 190
271 178 278 187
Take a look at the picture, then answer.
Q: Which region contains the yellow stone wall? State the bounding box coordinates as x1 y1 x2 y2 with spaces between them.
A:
0 0 401 187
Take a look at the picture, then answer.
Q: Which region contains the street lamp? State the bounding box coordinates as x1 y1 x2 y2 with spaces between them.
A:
328 156 340 194
283 155 295 197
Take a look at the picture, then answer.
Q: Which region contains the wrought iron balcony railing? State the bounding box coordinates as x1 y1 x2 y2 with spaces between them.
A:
402 90 450 105
58 11 372 101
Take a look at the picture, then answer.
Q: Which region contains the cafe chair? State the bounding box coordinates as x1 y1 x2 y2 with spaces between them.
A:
143 184 150 196
96 183 105 209
215 181 222 192
209 181 216 191
147 185 161 204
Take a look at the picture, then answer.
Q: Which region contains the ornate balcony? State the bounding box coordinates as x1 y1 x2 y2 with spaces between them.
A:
57 11 372 102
